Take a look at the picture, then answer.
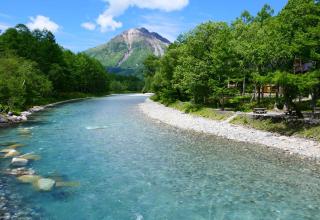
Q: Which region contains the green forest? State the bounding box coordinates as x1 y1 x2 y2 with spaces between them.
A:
0 24 110 112
143 0 320 116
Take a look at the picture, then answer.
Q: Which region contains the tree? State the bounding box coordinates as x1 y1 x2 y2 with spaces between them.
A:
0 56 52 109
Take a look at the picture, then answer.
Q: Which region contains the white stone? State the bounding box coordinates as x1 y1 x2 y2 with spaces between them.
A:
139 99 320 160
17 175 41 183
36 178 56 191
20 115 27 121
21 111 31 116
11 157 28 167
4 149 20 158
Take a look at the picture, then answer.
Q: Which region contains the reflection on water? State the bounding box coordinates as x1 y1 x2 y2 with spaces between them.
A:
0 94 320 220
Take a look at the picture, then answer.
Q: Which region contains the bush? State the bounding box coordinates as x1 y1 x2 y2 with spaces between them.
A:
183 102 201 113
150 94 160 102
227 96 251 108
158 89 177 106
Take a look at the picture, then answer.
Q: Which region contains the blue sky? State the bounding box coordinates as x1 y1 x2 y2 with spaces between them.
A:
0 0 288 52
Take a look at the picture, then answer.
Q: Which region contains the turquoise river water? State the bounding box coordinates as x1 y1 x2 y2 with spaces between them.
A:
1 94 320 220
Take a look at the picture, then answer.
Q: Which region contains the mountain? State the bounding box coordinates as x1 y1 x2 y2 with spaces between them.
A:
85 27 170 76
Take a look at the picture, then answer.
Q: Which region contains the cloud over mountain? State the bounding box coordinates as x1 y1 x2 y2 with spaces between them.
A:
82 0 189 32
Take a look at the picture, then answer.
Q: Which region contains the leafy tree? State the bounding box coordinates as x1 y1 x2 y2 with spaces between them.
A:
0 56 52 109
0 25 111 111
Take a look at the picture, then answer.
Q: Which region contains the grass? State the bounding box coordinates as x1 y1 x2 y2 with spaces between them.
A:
231 115 320 141
168 101 234 121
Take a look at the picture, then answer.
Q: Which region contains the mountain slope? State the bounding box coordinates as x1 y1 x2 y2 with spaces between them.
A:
85 28 170 76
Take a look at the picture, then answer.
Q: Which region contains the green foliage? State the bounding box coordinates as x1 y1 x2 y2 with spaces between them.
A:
0 25 111 111
0 56 52 109
231 115 320 141
143 0 320 116
109 74 143 92
181 102 201 113
168 101 233 120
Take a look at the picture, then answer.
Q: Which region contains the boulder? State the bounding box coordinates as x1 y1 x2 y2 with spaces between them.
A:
30 106 44 112
4 168 35 176
21 111 31 117
17 175 41 183
1 148 13 153
11 158 28 167
0 115 8 123
7 115 19 122
35 178 56 191
4 149 20 158
18 116 28 121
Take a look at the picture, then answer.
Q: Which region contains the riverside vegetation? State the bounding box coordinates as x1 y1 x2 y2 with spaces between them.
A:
0 25 143 117
143 0 320 141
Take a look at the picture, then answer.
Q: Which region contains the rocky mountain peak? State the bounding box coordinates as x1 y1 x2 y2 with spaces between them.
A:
85 27 171 76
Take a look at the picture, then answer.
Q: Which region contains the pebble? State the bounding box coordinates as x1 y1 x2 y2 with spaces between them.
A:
139 99 320 160
0 176 42 219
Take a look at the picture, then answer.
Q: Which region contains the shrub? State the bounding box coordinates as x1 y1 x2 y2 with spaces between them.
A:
183 102 201 113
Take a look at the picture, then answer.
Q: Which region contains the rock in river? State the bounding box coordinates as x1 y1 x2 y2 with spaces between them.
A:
4 149 20 158
11 158 28 167
35 178 56 191
4 168 35 176
17 175 41 183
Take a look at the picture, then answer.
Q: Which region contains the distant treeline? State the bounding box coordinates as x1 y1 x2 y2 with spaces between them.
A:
143 0 320 115
109 73 144 93
0 24 143 112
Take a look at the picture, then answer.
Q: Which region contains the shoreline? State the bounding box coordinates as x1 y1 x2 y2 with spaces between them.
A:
0 93 146 128
0 97 93 128
139 98 320 160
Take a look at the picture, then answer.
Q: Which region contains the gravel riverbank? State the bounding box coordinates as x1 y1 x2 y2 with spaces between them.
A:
0 98 91 128
139 99 320 160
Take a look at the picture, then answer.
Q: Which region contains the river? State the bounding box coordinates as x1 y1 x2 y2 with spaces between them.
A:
0 94 320 219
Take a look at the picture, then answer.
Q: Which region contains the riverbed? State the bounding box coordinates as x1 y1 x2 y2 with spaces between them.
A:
1 94 320 219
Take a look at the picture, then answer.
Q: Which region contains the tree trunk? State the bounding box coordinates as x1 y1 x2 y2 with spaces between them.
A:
257 85 261 104
242 76 246 96
221 95 225 111
311 90 317 118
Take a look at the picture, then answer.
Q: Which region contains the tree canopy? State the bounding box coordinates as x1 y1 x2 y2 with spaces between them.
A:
0 25 111 111
144 0 320 115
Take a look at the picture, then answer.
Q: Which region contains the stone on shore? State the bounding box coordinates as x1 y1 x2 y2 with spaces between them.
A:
0 114 8 123
139 99 320 160
21 111 32 117
29 106 44 112
11 158 28 167
35 178 56 191
17 175 41 183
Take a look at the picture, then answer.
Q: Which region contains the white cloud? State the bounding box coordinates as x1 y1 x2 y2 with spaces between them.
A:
27 15 60 33
85 0 189 32
97 14 122 32
81 22 96 31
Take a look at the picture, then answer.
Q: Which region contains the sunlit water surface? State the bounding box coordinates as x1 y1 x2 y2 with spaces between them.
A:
0 94 320 220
